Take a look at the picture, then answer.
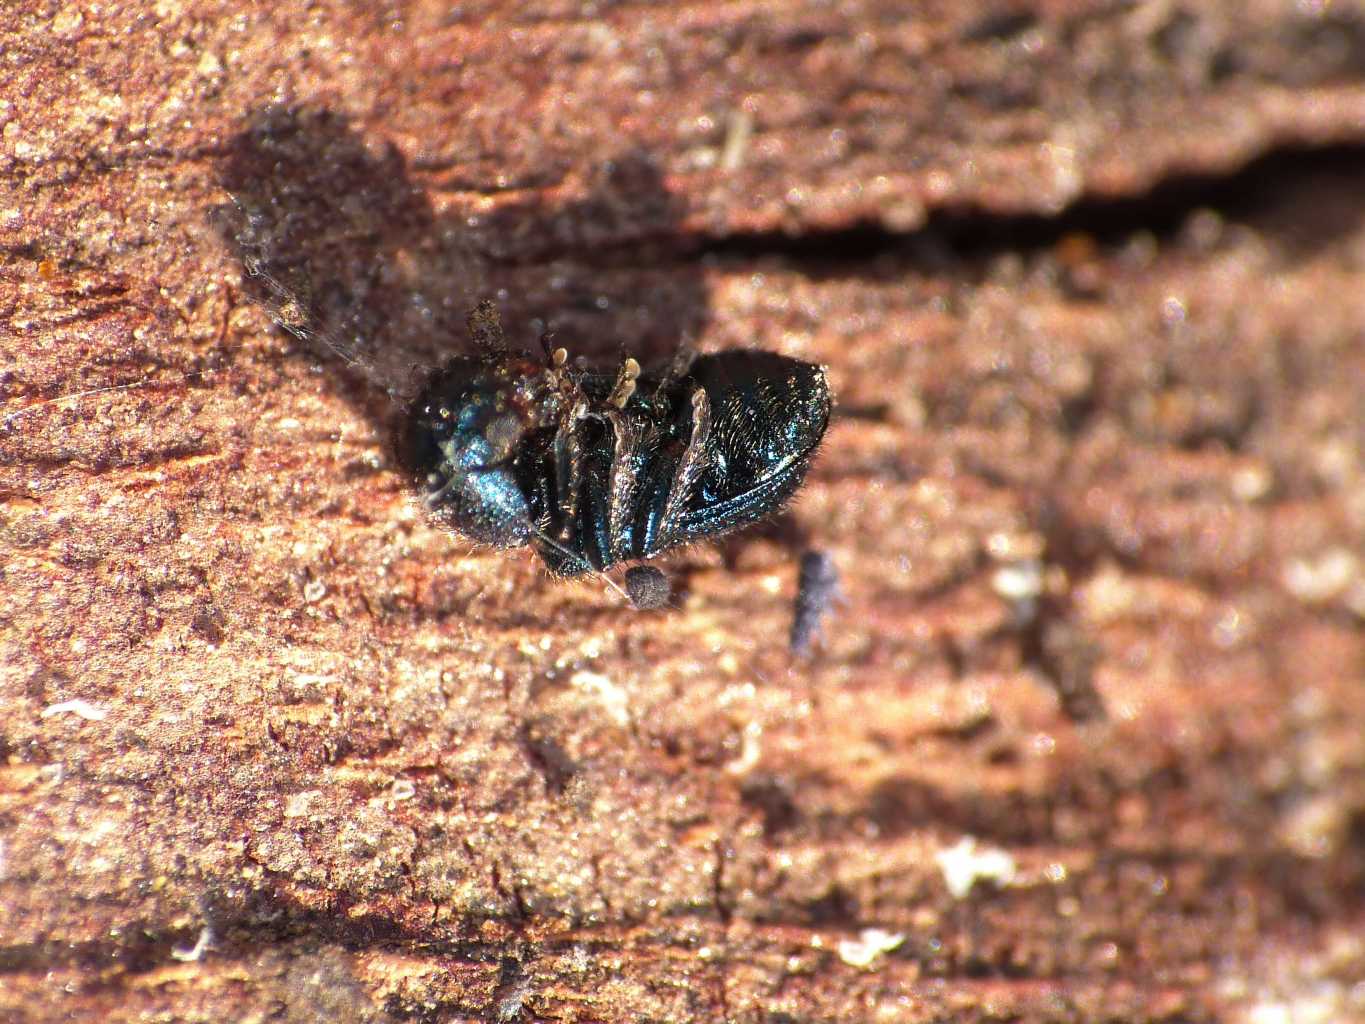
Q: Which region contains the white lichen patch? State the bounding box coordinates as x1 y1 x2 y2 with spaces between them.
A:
935 835 1017 899
725 719 763 776
1241 984 1356 1024
991 560 1044 601
170 924 214 963
283 790 322 819
1278 796 1346 860
836 928 905 969
1283 548 1358 604
41 699 108 722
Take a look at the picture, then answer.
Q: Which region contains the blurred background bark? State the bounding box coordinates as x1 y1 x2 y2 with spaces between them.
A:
2 2 1364 1021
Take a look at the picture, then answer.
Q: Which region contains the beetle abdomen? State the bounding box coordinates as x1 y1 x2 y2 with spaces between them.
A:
674 352 830 545
520 352 831 575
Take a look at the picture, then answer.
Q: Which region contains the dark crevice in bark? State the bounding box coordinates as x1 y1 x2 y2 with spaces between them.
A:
574 143 1365 273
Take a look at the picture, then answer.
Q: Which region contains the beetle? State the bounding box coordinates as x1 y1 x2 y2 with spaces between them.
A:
396 301 831 585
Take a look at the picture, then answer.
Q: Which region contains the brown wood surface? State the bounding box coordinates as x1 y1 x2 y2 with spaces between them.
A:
3 2 1364 1021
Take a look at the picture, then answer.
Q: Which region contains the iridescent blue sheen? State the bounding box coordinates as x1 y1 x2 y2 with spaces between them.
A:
400 357 541 548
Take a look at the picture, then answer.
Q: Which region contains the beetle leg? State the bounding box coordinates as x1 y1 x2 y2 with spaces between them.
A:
602 409 648 562
606 357 641 409
541 332 569 371
652 387 712 550
552 400 589 542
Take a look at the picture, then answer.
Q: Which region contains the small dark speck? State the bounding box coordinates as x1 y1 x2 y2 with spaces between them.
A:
190 603 226 644
964 10 1038 42
790 550 840 654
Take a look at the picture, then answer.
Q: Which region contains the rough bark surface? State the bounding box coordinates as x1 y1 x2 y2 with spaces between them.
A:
3 2 1365 1022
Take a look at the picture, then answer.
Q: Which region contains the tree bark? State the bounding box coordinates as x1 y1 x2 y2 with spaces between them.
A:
3 2 1364 1021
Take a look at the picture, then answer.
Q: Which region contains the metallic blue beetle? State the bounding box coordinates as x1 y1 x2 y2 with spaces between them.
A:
398 301 831 584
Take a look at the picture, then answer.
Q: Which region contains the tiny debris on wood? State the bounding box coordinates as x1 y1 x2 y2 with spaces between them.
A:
624 565 671 609
790 550 841 654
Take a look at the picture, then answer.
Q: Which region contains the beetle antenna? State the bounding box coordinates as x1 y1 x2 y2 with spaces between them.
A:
528 527 631 603
3 374 214 428
219 190 412 403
